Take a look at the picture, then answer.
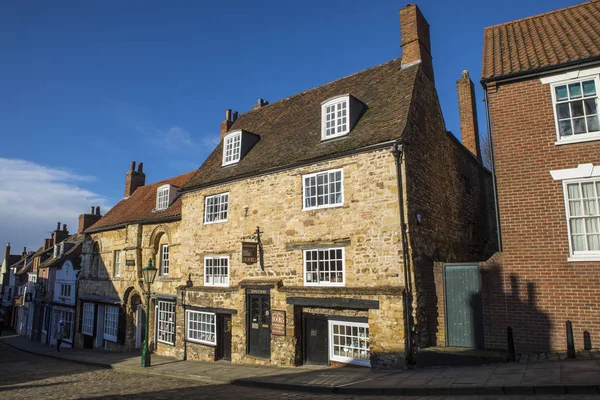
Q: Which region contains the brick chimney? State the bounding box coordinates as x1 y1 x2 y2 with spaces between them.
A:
125 161 146 198
52 222 69 245
252 98 269 110
399 4 434 82
457 70 481 162
220 109 234 140
78 206 103 234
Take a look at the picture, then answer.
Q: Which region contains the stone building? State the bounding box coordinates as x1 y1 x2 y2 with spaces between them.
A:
478 1 600 354
74 164 194 351
166 4 494 369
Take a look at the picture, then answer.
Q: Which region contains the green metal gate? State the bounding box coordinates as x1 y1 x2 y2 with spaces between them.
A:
444 263 484 348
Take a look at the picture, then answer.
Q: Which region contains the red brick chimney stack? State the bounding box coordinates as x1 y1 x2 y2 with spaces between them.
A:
220 109 235 140
399 4 434 82
124 161 146 198
78 206 103 234
457 70 481 162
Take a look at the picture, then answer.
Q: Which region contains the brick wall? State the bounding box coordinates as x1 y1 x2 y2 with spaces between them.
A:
486 72 600 353
404 67 497 348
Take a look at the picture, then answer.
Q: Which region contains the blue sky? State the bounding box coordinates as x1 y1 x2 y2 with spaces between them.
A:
0 0 579 251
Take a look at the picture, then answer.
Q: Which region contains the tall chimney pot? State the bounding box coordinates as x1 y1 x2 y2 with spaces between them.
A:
90 206 95 214
124 161 146 197
130 161 136 171
56 222 61 231
95 206 101 216
399 4 434 82
457 70 481 162
138 162 144 173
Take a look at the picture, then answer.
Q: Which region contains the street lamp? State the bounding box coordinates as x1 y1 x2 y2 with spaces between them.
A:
141 258 157 368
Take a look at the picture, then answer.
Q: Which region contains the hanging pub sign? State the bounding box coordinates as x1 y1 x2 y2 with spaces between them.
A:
271 310 286 336
126 259 135 267
242 241 258 264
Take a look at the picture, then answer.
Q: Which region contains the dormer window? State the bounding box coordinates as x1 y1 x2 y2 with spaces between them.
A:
322 96 349 139
156 184 170 210
321 94 364 141
223 131 242 166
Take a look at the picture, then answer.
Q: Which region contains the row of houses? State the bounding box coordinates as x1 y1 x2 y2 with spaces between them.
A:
1 1 599 369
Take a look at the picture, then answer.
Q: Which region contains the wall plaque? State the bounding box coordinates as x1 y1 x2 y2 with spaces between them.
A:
126 259 135 267
271 310 286 336
242 242 258 264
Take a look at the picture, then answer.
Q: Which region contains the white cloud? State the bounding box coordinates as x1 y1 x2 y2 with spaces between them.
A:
137 125 220 152
0 158 109 252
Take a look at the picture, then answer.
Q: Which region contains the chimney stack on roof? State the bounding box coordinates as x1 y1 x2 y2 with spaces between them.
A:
78 206 103 235
252 98 269 110
457 70 481 162
62 224 67 232
221 109 239 140
22 247 27 257
399 4 434 82
125 161 146 198
52 222 69 245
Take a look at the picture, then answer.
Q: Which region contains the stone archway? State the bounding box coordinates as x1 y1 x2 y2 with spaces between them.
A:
123 287 144 350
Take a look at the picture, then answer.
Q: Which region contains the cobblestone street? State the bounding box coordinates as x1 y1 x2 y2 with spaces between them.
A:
0 344 598 400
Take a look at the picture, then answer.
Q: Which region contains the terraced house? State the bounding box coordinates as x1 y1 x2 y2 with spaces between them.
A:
74 4 496 368
480 1 600 354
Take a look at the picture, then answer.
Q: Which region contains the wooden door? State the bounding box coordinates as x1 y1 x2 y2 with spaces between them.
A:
304 315 328 365
247 294 270 358
217 314 232 361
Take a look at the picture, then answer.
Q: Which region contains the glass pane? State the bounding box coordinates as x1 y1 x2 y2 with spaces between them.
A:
557 103 570 119
572 234 586 252
555 85 568 101
571 101 584 117
588 116 600 132
571 218 584 234
569 82 582 99
585 217 599 234
573 117 587 134
588 234 600 251
584 98 598 115
559 120 572 136
583 80 596 97
567 183 581 199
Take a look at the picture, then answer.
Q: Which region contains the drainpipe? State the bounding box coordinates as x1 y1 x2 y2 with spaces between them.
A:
482 84 502 251
391 141 414 364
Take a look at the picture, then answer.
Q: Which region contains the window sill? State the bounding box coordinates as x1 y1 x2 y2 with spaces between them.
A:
185 338 216 347
303 203 344 212
204 219 228 225
568 256 600 262
303 283 346 287
157 340 175 346
555 133 600 146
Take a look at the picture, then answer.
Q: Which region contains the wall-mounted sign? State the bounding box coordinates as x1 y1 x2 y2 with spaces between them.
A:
242 242 258 264
247 288 268 295
271 310 286 336
126 259 135 267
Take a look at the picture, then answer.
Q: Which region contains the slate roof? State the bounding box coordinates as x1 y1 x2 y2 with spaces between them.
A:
86 171 195 232
482 1 600 81
39 234 85 269
182 58 419 191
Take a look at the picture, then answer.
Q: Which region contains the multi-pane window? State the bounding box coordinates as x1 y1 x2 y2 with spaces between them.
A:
104 305 119 342
204 256 229 287
322 98 349 139
329 321 370 366
553 78 600 140
114 251 121 277
157 301 176 345
156 185 170 210
222 131 242 165
60 284 72 298
82 303 95 336
204 193 229 223
565 179 600 255
58 310 75 342
304 248 345 286
160 245 169 275
186 310 216 345
303 169 343 210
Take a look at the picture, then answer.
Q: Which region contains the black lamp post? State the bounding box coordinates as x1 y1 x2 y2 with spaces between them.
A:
141 258 157 368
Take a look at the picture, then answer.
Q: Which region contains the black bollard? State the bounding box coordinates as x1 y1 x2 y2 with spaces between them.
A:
507 326 516 362
566 320 576 359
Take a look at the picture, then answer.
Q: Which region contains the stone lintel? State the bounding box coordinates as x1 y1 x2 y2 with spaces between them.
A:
280 286 404 296
285 238 351 251
185 305 238 315
238 279 283 289
286 296 380 310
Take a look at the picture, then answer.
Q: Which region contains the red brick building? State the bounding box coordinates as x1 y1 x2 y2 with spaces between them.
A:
481 1 600 353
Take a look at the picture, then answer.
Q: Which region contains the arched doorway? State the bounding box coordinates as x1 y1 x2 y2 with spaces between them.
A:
130 292 143 350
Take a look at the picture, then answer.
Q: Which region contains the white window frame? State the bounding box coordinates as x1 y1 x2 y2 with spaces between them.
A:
82 303 95 336
60 284 72 298
549 75 600 145
156 184 170 210
302 169 344 211
222 130 242 166
113 250 121 277
329 320 370 367
157 300 176 345
186 310 216 346
321 95 350 140
303 247 345 287
204 256 230 287
57 309 75 343
562 177 600 262
160 244 169 276
103 305 119 342
204 192 229 224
